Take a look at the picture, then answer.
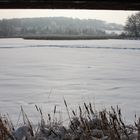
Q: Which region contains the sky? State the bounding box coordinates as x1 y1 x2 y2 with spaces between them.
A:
0 9 138 25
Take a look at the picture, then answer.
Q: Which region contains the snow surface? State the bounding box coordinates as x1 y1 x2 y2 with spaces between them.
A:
0 38 140 124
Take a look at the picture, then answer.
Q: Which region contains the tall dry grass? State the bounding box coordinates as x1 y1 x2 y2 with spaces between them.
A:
0 101 140 140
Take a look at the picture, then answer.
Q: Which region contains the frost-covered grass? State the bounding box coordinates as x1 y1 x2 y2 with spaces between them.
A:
0 101 140 140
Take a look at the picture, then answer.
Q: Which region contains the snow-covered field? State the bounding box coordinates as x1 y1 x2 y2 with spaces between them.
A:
0 38 140 124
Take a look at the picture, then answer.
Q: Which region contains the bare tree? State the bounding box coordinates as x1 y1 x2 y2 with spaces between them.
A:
124 12 140 37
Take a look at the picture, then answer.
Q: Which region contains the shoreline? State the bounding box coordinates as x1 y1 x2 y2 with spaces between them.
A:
0 35 139 40
23 35 115 40
0 35 121 40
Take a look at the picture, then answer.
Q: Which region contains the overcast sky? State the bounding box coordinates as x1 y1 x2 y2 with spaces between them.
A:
0 9 138 25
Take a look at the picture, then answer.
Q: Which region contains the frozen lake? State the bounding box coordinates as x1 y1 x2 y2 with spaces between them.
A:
0 38 140 124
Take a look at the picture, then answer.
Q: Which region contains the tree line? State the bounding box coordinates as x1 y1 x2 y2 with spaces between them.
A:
0 17 123 37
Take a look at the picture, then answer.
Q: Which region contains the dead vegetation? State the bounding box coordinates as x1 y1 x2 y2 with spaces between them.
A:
0 101 140 140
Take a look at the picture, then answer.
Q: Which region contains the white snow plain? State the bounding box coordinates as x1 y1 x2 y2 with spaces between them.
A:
0 38 140 124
